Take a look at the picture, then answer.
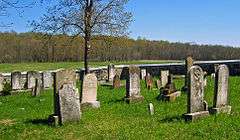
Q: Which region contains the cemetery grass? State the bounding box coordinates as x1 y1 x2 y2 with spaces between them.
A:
0 77 240 139
0 60 181 72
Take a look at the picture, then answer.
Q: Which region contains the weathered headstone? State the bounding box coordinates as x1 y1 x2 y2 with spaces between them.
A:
149 103 154 115
108 64 115 83
27 71 41 89
183 66 209 121
51 69 80 125
160 70 169 88
183 56 194 91
11 71 22 90
113 74 121 89
141 69 147 80
145 73 153 90
32 79 41 96
0 74 3 92
81 73 100 108
42 71 53 88
203 71 207 87
210 65 231 114
125 65 144 103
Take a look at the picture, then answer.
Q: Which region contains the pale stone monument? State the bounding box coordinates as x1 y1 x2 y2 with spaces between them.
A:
141 69 147 80
149 103 154 115
0 74 4 92
108 64 115 83
42 71 53 88
183 66 209 121
160 70 169 88
81 73 100 108
145 73 153 90
183 56 194 91
27 71 41 89
50 69 81 125
210 64 231 114
125 65 144 103
11 71 22 90
113 74 121 89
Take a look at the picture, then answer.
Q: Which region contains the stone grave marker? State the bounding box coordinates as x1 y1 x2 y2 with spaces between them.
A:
145 73 153 90
210 64 231 114
149 103 154 115
11 71 22 90
183 56 194 91
0 74 3 92
125 65 144 103
42 71 53 88
51 69 80 125
27 71 41 89
141 69 147 80
183 65 209 121
108 64 115 83
160 70 169 88
113 74 121 89
81 73 100 108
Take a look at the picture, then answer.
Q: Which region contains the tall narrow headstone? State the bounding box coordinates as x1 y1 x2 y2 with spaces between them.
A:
52 69 81 125
0 74 4 92
145 73 153 90
183 56 194 91
210 65 231 114
81 73 100 108
125 65 144 103
108 64 115 83
113 74 121 89
42 71 53 88
11 71 22 90
183 66 209 121
160 70 169 88
27 71 41 89
141 69 147 80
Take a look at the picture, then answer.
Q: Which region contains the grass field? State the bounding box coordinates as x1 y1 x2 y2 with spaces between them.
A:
0 60 181 72
0 76 240 139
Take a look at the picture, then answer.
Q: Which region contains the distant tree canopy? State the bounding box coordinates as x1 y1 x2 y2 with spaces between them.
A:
0 31 239 63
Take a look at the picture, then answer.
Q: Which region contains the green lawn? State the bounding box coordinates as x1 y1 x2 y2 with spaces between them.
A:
0 60 181 72
0 77 239 139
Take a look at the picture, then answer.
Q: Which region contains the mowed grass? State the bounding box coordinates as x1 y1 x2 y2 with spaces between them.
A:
0 60 181 72
0 77 240 140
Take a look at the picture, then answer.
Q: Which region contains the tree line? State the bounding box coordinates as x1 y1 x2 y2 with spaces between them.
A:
0 31 239 63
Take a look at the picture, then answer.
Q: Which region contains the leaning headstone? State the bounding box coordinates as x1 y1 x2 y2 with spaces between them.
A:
81 73 100 108
32 79 41 97
11 71 22 90
210 65 231 114
108 64 115 83
183 56 194 91
0 74 4 92
148 103 154 115
27 71 41 89
125 65 144 103
141 69 147 80
51 69 80 125
160 70 169 88
145 73 153 90
183 66 209 121
113 74 121 89
42 71 53 88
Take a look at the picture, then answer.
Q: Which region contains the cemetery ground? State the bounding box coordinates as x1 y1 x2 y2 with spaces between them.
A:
0 76 240 139
0 60 180 72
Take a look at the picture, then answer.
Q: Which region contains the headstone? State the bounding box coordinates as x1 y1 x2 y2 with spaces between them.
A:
42 71 53 88
149 103 154 115
0 74 4 92
210 65 231 114
32 79 41 96
183 66 209 121
145 73 153 90
108 64 115 83
203 71 207 87
183 56 194 91
27 71 41 89
52 69 80 125
125 65 144 103
160 70 169 88
113 74 121 89
81 73 100 108
141 69 147 80
11 71 22 90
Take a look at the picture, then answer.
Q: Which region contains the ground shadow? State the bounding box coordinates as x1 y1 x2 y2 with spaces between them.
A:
159 115 184 123
26 118 49 126
107 98 125 104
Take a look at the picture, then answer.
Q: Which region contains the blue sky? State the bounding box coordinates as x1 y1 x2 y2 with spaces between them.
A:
1 0 240 47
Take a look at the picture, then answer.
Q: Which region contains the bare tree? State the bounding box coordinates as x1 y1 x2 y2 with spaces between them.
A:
32 0 132 73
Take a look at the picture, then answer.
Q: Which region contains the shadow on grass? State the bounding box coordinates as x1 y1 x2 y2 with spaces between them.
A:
107 98 125 104
159 115 184 123
26 119 49 126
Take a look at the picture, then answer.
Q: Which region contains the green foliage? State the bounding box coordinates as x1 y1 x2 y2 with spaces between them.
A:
1 81 12 96
0 77 239 139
